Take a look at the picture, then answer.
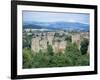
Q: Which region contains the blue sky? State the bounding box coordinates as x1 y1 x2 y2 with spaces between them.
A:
23 11 90 24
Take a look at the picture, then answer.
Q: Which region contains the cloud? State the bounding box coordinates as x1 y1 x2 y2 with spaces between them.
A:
23 11 90 24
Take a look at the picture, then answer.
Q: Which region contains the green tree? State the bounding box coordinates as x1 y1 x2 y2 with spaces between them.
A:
31 50 51 68
47 42 54 56
76 54 90 65
65 35 72 42
23 34 32 48
64 42 81 66
23 48 32 68
80 38 89 55
54 32 59 37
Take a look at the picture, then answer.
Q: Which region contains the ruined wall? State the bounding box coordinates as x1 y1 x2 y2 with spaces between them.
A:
31 31 89 54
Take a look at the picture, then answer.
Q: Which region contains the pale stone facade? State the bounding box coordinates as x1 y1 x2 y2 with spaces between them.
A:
31 30 89 54
72 34 81 49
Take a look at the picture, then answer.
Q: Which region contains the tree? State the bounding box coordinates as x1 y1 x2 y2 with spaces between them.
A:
54 32 59 37
47 42 54 56
23 34 32 48
65 35 72 42
80 38 89 55
64 42 81 66
23 48 32 68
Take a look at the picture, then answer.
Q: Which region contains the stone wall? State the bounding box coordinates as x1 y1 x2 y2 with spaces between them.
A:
31 31 89 54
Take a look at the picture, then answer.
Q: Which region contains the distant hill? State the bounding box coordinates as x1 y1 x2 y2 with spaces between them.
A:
48 22 89 31
23 21 89 32
23 24 42 29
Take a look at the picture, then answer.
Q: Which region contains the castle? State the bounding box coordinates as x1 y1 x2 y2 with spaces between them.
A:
31 30 89 54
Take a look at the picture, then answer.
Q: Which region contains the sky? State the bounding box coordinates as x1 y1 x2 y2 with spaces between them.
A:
22 11 90 24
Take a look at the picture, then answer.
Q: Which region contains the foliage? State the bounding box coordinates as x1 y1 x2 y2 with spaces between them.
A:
65 35 72 42
23 35 89 68
23 34 33 48
80 38 89 55
54 32 59 37
76 54 90 65
23 40 89 68
47 42 54 56
23 48 33 68
64 42 82 66
31 52 51 68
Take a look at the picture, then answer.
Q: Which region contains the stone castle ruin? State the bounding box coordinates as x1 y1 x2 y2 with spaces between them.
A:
31 30 89 54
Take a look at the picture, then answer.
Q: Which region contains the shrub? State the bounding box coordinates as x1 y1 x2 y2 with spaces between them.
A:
76 54 90 66
80 38 89 55
64 42 81 66
23 48 33 68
